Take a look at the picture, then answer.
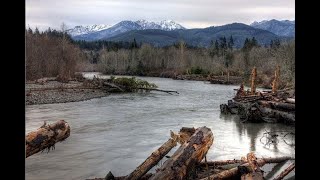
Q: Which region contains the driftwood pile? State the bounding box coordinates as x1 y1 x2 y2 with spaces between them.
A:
220 67 295 125
87 127 294 180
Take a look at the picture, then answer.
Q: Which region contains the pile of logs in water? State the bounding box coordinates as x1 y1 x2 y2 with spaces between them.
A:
220 66 295 125
85 126 294 180
26 121 294 179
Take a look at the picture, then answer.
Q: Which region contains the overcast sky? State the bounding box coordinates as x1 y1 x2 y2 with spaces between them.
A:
26 0 295 31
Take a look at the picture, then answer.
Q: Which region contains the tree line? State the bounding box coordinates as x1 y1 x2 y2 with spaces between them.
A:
26 26 293 88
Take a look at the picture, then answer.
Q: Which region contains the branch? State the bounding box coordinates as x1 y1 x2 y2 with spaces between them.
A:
137 88 179 95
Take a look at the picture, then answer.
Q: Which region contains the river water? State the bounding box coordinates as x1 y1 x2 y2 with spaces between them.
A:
26 74 295 180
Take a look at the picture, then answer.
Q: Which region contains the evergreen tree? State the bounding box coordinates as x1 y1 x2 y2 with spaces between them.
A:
228 35 234 50
27 27 33 34
34 27 40 35
215 40 219 53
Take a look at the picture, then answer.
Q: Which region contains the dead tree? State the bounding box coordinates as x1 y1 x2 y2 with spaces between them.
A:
251 67 257 95
149 126 214 180
26 120 70 158
272 65 280 93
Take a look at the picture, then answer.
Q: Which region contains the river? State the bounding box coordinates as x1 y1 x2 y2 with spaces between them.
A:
26 73 295 180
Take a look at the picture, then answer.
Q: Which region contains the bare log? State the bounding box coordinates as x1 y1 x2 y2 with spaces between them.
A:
103 82 125 92
257 100 295 111
124 127 195 180
149 126 214 180
200 159 244 167
259 107 295 123
273 163 295 180
26 120 70 158
285 98 295 104
240 153 263 180
137 88 179 95
199 156 293 180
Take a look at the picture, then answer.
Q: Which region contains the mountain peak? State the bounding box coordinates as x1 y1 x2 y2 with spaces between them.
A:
250 19 295 37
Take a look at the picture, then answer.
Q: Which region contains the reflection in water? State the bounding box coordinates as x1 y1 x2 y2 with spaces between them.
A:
26 75 295 180
220 113 294 156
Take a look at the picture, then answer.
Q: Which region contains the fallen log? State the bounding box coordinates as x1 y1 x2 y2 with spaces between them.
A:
259 107 295 124
200 159 244 167
26 120 70 158
257 100 295 111
137 88 179 95
239 153 263 180
103 82 125 92
149 126 214 180
273 162 295 180
199 156 293 180
124 127 195 180
285 98 295 104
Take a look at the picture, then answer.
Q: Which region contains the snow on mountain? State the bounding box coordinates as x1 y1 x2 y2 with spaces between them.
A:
135 19 185 30
157 20 185 31
250 19 295 37
72 20 186 41
66 24 111 37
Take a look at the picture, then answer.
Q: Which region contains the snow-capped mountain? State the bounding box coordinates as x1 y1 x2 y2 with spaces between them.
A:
250 19 295 37
135 19 161 29
157 20 185 31
66 24 111 37
72 20 185 41
135 19 185 30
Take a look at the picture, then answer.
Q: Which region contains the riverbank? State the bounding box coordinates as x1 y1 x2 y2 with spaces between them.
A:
26 80 109 105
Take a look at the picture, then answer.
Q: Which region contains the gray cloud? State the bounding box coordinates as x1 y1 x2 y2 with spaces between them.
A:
26 0 295 31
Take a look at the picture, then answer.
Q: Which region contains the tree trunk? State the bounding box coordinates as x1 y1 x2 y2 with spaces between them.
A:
149 126 214 180
124 127 196 180
251 67 257 95
199 156 293 180
239 152 263 180
257 100 295 111
285 98 295 104
273 162 295 180
200 159 244 167
259 107 295 123
26 120 70 158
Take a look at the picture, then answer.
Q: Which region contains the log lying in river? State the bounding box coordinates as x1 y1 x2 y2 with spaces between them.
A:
149 126 213 180
273 162 295 180
124 127 196 180
257 100 295 111
199 155 293 180
26 120 70 158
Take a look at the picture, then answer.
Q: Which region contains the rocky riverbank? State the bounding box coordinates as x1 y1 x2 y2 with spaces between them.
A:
26 80 109 105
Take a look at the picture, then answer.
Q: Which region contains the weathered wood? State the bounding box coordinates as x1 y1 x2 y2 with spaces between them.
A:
124 139 176 180
285 98 295 104
149 126 214 180
124 127 196 180
259 107 295 123
200 159 244 167
26 120 70 158
137 88 179 95
199 156 293 180
257 100 295 111
240 153 264 180
103 82 125 92
273 162 295 180
251 67 257 95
